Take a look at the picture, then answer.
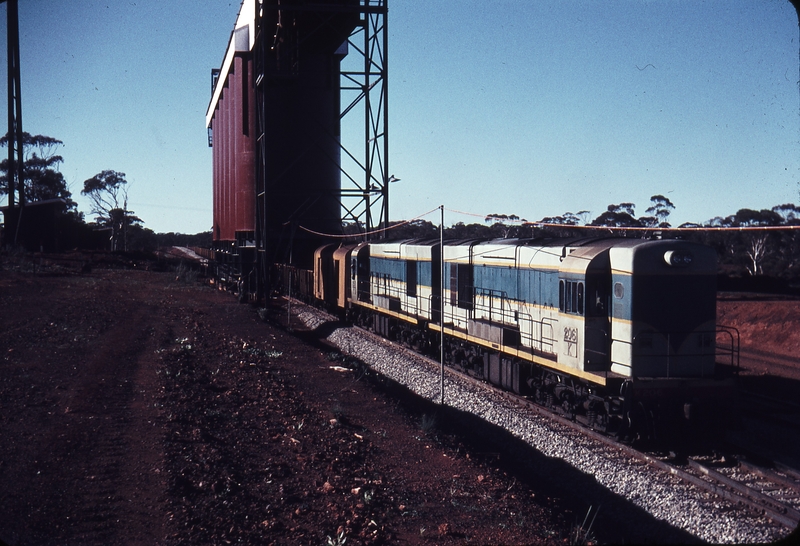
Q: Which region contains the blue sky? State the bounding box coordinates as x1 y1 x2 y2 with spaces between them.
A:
0 0 798 233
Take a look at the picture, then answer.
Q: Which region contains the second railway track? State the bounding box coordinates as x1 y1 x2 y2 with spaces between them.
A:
684 456 800 529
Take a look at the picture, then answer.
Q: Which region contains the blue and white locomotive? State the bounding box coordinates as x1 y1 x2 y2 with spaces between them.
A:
314 237 733 440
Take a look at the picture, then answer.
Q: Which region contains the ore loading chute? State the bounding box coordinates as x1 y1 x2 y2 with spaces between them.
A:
206 0 380 300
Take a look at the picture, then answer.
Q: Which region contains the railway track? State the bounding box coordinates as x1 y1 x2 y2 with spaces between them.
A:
363 328 800 532
291 302 792 542
684 456 800 529
740 389 800 428
455 363 800 531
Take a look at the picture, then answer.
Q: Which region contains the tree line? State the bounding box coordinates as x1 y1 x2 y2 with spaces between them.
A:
0 132 210 252
3 132 796 283
372 194 800 283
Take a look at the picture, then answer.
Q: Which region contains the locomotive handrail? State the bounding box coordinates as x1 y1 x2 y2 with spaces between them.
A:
512 310 557 355
471 286 536 328
470 288 559 355
426 293 460 329
369 274 422 318
371 273 399 299
485 287 556 350
535 316 558 355
427 293 440 323
472 286 517 325
356 288 371 303
516 311 534 346
429 293 560 360
715 325 741 374
371 274 403 300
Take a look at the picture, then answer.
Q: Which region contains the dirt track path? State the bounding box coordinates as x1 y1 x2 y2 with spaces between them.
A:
0 270 572 546
0 272 169 544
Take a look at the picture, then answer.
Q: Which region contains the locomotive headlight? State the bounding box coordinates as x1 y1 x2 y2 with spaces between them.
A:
663 250 693 267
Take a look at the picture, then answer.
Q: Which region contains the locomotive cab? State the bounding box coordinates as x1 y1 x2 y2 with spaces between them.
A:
350 242 371 303
314 243 358 311
558 244 613 373
313 244 339 306
332 245 358 309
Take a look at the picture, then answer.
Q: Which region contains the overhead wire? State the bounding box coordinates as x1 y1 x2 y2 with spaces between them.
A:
293 205 442 239
288 205 800 239
528 222 800 232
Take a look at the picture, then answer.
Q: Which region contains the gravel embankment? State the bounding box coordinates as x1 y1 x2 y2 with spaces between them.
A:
294 305 789 544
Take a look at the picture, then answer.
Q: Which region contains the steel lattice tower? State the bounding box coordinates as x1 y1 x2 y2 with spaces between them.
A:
251 0 388 294
338 1 389 238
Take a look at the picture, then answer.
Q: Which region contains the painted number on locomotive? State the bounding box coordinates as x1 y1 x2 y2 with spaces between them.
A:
563 326 579 357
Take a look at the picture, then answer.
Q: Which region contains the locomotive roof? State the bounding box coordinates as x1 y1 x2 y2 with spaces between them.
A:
370 236 687 250
375 236 598 246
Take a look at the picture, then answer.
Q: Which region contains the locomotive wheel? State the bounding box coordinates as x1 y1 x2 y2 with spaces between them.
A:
559 391 575 419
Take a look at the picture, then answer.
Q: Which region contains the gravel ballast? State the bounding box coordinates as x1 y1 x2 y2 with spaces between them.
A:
294 306 790 544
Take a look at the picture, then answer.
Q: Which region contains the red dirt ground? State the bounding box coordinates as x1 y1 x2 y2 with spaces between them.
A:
0 255 796 545
717 292 800 382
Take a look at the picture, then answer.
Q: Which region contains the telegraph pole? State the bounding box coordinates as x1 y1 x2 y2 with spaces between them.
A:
2 0 24 208
440 205 445 405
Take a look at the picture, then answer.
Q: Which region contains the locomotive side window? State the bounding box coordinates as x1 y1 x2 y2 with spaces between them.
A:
449 263 473 310
570 281 576 313
614 282 624 299
559 279 584 315
587 281 607 317
450 263 458 307
406 260 417 297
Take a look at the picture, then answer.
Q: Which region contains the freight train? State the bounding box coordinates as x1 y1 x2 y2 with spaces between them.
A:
205 1 735 443
308 236 737 442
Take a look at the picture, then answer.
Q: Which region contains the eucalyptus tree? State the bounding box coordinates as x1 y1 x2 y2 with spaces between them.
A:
642 195 675 228
0 132 75 208
82 170 141 251
591 203 641 234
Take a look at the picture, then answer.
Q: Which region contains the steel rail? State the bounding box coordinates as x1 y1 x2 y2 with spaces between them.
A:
738 459 800 494
487 373 800 530
774 461 800 483
687 458 800 529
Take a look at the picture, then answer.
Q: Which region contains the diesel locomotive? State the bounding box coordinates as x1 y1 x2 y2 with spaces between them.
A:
311 236 737 441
